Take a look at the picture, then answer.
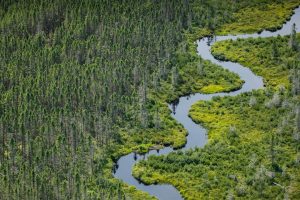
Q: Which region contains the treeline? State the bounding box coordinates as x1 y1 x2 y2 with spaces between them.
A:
0 1 189 199
133 26 300 199
0 0 290 199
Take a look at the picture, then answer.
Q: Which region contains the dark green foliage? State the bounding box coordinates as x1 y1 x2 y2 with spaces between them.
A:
1 0 298 199
0 0 195 199
133 25 300 200
135 89 300 199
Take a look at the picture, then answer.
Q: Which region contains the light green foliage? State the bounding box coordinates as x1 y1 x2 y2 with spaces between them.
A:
0 0 244 199
134 89 300 199
217 0 300 35
1 0 300 199
133 6 300 200
212 34 300 88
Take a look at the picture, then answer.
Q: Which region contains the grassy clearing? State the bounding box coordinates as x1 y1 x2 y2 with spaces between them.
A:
2 0 298 199
95 1 300 199
112 29 244 156
132 22 300 200
134 89 300 199
212 34 300 88
89 2 300 197
107 28 244 199
108 1 300 199
217 0 300 35
120 1 300 199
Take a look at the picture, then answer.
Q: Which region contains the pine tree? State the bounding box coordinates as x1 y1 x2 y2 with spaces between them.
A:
197 61 204 76
271 41 279 62
294 105 300 142
171 66 179 89
289 23 298 51
249 96 257 107
139 79 148 128
270 134 276 167
291 69 300 96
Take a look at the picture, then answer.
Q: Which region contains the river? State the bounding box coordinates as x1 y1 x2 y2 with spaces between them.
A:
113 7 300 200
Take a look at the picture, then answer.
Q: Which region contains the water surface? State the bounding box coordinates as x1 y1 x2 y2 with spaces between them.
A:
114 7 300 200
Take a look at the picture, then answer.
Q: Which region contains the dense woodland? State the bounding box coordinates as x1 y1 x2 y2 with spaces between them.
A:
0 0 299 199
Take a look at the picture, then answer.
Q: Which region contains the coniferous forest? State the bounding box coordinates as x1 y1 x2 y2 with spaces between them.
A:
0 0 300 199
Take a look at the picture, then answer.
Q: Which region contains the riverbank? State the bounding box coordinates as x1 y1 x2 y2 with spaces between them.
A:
130 4 300 200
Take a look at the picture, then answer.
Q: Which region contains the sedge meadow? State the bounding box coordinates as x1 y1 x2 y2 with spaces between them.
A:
0 0 300 199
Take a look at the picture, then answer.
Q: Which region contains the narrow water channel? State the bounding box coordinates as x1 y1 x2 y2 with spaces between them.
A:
113 7 300 200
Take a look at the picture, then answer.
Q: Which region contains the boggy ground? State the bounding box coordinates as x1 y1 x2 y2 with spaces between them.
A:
132 3 300 200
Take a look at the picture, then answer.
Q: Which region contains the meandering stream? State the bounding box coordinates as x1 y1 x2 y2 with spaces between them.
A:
113 7 300 200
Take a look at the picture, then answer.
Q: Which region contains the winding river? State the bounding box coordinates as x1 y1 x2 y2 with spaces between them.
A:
113 7 300 200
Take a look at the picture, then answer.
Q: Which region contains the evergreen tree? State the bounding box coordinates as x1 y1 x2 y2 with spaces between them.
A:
289 23 298 51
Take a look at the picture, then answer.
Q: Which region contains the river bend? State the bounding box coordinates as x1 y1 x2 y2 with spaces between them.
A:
113 7 300 200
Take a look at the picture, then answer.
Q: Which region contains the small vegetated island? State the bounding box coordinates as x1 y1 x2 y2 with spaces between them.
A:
0 0 299 200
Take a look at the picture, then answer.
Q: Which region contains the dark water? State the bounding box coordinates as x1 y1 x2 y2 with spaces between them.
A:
113 7 300 200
